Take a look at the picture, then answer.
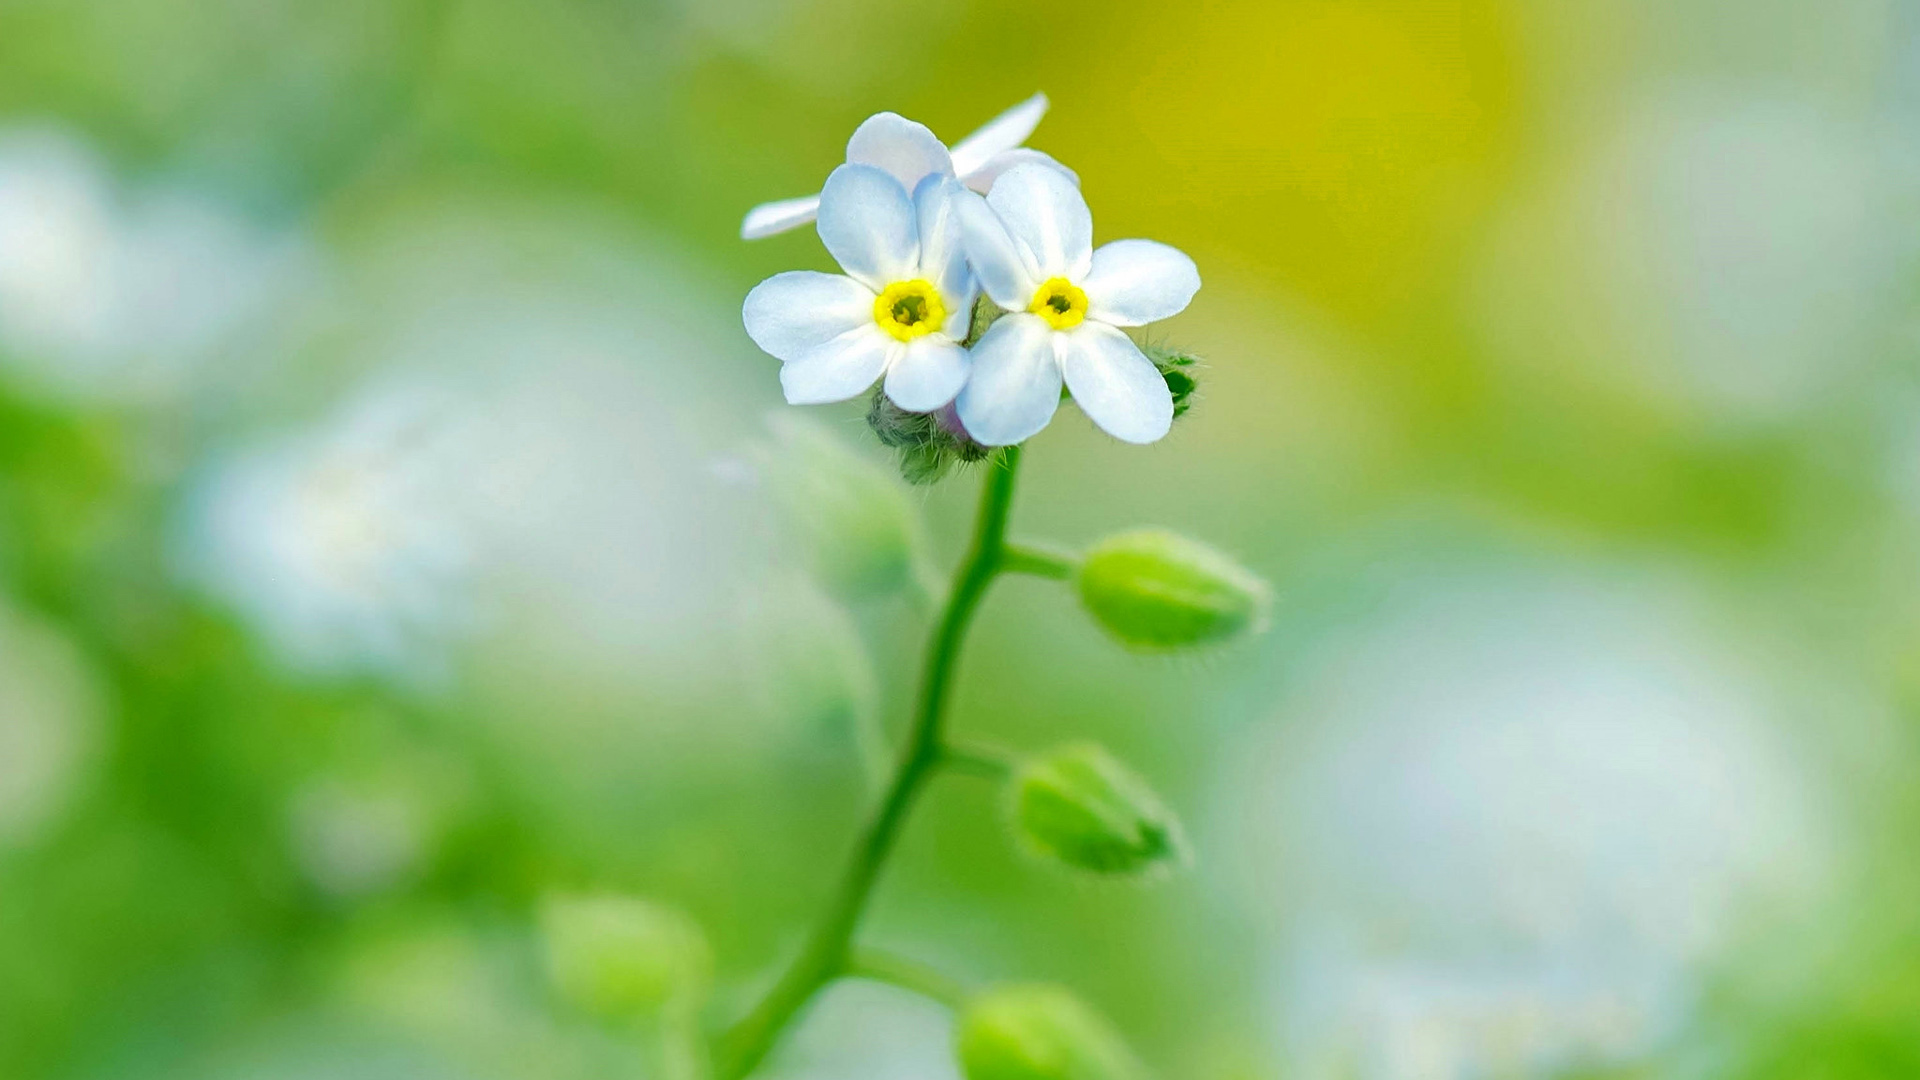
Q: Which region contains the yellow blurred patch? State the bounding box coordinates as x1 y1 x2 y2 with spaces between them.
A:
1090 0 1516 315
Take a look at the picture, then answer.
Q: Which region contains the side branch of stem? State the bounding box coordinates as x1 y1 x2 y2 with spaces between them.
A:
844 947 970 1009
1000 540 1078 580
941 740 1017 781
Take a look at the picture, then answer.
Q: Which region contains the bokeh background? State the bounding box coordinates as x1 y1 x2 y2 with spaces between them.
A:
4 1 1920 1077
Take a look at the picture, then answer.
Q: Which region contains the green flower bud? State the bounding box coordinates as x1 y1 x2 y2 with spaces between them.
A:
736 575 879 750
1075 529 1269 651
866 390 991 486
1141 344 1200 418
956 984 1148 1080
968 292 1006 343
540 894 711 1024
762 414 927 599
1010 743 1186 878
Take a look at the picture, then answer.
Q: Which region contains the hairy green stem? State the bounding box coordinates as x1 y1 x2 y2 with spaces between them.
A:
713 446 1026 1080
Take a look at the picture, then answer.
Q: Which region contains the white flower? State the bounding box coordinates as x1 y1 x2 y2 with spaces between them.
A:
743 165 977 411
178 381 480 680
740 93 1075 241
1215 570 1839 1080
0 126 314 406
288 775 430 898
953 164 1200 446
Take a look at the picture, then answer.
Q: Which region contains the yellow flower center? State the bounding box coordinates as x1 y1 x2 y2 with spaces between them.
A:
1028 277 1088 330
873 280 946 342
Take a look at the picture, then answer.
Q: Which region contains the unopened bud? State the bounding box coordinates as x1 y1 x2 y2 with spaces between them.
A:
735 575 879 745
867 391 990 486
763 414 926 599
540 894 711 1023
1075 529 1268 650
1141 344 1200 419
956 984 1147 1080
1011 743 1185 878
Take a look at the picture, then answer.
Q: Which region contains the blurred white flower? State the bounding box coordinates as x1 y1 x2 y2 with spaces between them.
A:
741 94 1073 240
172 191 757 682
179 350 740 685
746 166 976 410
0 603 103 850
289 776 431 899
312 200 764 693
1215 569 1842 1080
955 164 1199 445
0 126 315 405
178 381 480 680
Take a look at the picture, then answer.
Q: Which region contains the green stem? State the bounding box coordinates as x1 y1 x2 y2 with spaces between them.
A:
941 740 1017 781
713 446 1026 1080
1000 540 1078 580
844 947 970 1010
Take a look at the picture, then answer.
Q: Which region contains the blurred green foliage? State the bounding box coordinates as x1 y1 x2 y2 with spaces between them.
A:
1 1 1919 1079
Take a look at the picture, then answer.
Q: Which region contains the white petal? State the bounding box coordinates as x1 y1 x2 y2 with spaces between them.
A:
846 112 954 193
884 336 970 412
984 163 1093 282
818 164 919 292
912 173 974 333
741 194 821 240
955 187 1040 310
949 93 1049 179
1058 321 1173 444
1082 239 1201 327
960 148 1080 194
743 271 873 363
780 325 896 405
956 314 1063 446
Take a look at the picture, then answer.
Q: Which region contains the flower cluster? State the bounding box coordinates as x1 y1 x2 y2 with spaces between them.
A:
742 95 1201 453
699 95 1262 1080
